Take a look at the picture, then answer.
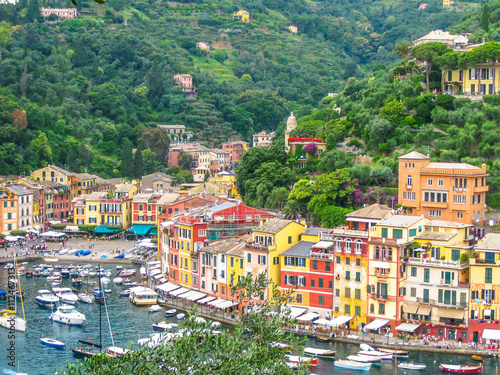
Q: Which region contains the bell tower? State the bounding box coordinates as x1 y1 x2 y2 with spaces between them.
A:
285 112 297 153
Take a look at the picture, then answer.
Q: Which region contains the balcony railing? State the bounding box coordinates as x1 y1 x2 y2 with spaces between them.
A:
373 294 389 301
404 257 467 268
321 229 368 240
369 237 402 245
375 269 390 278
309 252 333 260
416 297 467 309
453 186 466 192
245 242 276 251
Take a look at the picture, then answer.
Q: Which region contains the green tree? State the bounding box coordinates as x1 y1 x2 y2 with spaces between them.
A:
411 42 451 92
481 4 490 32
29 131 52 165
394 40 410 61
119 139 134 178
474 42 500 94
0 21 13 61
139 127 171 165
318 149 354 173
178 152 194 171
142 149 158 174
134 146 144 178
265 187 289 211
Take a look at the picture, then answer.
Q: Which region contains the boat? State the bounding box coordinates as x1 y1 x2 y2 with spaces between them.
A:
116 265 123 270
59 249 68 255
113 277 123 284
51 280 61 286
358 350 393 360
398 361 427 370
165 309 177 317
47 275 60 281
0 310 26 332
270 342 292 350
176 313 186 320
119 269 137 277
377 347 410 357
100 277 110 284
40 338 65 349
121 289 131 297
105 346 129 358
472 355 483 361
72 340 102 358
4 263 13 269
123 281 139 287
104 289 112 293
53 287 79 304
72 278 83 286
44 258 59 263
303 347 335 357
49 305 86 326
114 254 125 259
335 359 372 371
78 292 95 304
285 355 318 366
152 322 179 331
347 354 382 363
439 364 483 373
129 287 158 306
25 270 33 277
149 305 162 313
35 290 59 306
82 250 91 256
316 335 332 342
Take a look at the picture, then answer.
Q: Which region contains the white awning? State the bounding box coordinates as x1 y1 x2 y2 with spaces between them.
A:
296 312 320 322
482 329 500 341
396 322 420 333
157 278 167 285
184 291 207 301
329 315 354 327
155 282 181 293
313 318 330 325
64 225 80 232
147 260 161 266
217 300 239 309
153 274 163 280
365 318 390 330
313 241 333 249
371 261 390 269
170 287 190 296
197 296 217 304
149 269 161 277
284 306 307 319
208 298 228 307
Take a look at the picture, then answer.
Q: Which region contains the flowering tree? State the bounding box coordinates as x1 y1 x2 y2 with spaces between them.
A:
303 143 317 156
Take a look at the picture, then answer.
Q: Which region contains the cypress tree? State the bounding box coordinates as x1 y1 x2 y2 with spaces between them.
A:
134 147 144 178
119 139 134 178
482 4 490 32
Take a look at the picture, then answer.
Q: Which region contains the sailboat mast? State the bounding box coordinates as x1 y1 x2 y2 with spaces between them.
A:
99 264 102 353
13 251 26 321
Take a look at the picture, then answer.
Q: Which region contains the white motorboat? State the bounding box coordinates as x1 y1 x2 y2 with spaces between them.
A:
120 289 131 297
357 350 393 360
53 287 79 304
61 269 70 277
51 280 61 286
88 271 97 277
335 360 371 371
4 263 14 269
152 322 179 331
116 265 123 270
104 289 112 293
304 347 336 357
119 269 137 277
40 338 65 349
67 249 76 255
149 305 162 313
398 362 427 370
35 290 59 306
285 355 318 366
47 275 60 281
113 277 123 284
0 310 26 332
140 267 147 275
347 354 382 363
78 292 95 304
165 309 177 317
59 249 68 255
49 305 86 326
100 277 110 285
176 313 186 320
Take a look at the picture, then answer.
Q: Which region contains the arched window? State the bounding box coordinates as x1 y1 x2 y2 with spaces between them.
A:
407 175 412 187
336 238 342 251
374 246 380 260
355 240 362 254
381 247 387 261
346 238 352 252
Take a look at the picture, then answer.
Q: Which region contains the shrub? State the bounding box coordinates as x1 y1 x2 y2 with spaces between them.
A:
10 230 27 236
78 225 97 232
51 224 67 230
460 253 469 263
487 193 500 208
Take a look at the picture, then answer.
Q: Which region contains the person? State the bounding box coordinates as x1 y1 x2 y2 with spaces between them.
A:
370 337 374 343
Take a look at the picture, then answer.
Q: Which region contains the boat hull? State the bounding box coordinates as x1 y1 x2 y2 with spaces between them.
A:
439 364 483 373
40 338 65 349
35 297 58 306
335 360 371 371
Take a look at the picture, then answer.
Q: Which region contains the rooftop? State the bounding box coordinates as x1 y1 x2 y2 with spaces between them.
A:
475 233 500 252
415 232 457 241
254 219 297 234
206 202 237 215
424 162 482 170
157 193 181 205
115 183 135 194
304 227 324 236
4 185 33 196
425 220 473 229
378 215 424 228
399 151 430 160
347 203 392 220
281 241 315 257
202 236 249 255
45 165 75 177
74 172 95 180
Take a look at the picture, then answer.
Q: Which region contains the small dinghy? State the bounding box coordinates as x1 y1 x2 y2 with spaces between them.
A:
104 289 112 293
398 361 427 370
285 355 318 366
472 355 483 361
176 313 186 320
152 322 179 331
335 360 371 371
120 289 131 297
358 350 393 360
113 277 123 284
304 347 335 357
149 305 162 313
165 309 177 317
377 347 410 357
116 265 123 270
347 355 382 363
439 364 483 373
40 338 65 349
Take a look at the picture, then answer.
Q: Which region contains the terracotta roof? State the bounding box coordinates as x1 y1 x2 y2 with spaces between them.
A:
346 204 392 220
378 215 424 228
424 162 481 170
415 232 457 241
254 219 298 234
399 151 429 160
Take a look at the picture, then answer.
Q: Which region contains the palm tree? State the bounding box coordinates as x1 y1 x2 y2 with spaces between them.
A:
394 40 410 61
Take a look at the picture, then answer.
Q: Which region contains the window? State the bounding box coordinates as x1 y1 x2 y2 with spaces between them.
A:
486 268 493 283
427 179 433 186
335 289 340 297
346 271 350 280
355 289 361 299
346 257 350 265
336 256 340 264
288 236 292 244
424 268 430 282
258 255 266 265
345 288 351 298
221 254 225 263
199 230 206 237
273 256 279 265
355 241 362 253
356 258 361 266
411 267 417 277
393 229 403 239
247 253 251 263
295 294 303 304
297 258 306 267
411 287 416 297
318 278 324 288
438 179 444 186
457 212 463 219
346 238 352 252
423 289 429 303
381 228 388 238
318 296 324 305
344 304 350 314
355 306 361 316
409 229 416 237
452 250 460 261
355 272 361 282
407 175 412 187
379 303 385 315
311 280 315 287
325 262 330 271
312 260 318 270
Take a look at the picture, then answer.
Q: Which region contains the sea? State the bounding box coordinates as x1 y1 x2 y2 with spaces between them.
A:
1 261 499 375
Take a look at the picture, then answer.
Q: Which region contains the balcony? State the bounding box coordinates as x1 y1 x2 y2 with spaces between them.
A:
403 257 468 269
373 294 389 301
245 242 276 252
375 269 390 278
416 297 467 309
453 186 466 192
369 237 406 245
406 184 412 189
321 229 368 240
421 201 448 208
309 252 333 260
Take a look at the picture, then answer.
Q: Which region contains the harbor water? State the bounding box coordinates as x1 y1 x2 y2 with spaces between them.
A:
1 261 499 374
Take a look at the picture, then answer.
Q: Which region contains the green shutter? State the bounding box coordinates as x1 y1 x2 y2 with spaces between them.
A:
382 228 388 238
393 229 403 239
452 250 460 261
424 268 430 282
409 229 416 237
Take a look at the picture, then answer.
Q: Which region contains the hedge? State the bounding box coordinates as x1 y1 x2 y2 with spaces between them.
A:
10 230 27 236
51 224 67 230
78 225 97 232
487 193 500 208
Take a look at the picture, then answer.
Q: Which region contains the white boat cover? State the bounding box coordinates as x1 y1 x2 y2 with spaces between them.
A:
155 282 181 293
395 322 420 333
296 312 320 322
364 318 390 330
197 296 216 304
482 328 500 340
329 315 354 327
169 287 190 296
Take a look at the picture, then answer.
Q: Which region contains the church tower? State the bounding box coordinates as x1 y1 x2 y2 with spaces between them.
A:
284 112 297 153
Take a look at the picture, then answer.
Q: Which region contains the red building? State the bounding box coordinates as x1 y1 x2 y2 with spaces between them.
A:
52 186 72 221
222 141 249 167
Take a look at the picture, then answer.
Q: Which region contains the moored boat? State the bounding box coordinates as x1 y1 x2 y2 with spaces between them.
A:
398 362 427 370
439 364 483 373
358 350 393 360
53 287 79 305
165 309 177 317
129 286 158 306
315 335 332 342
270 342 292 350
335 359 371 371
303 347 335 357
285 355 318 366
152 322 178 331
78 292 95 304
105 346 129 358
347 354 382 363
40 338 65 349
35 290 59 306
377 348 410 357
148 305 162 313
0 310 26 332
72 340 101 358
120 289 131 297
113 277 123 284
472 355 483 361
176 313 186 320
49 305 86 326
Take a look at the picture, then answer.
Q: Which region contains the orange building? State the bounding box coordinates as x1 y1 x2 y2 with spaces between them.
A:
398 151 489 225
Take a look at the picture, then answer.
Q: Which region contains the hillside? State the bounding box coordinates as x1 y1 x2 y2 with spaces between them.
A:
0 0 466 178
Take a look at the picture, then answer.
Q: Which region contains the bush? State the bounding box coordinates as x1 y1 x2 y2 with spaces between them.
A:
483 95 500 106
151 238 158 244
460 253 469 263
10 230 27 236
487 193 500 208
78 225 97 232
51 224 67 230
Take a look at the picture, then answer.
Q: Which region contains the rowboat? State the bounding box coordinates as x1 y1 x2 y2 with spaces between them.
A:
378 348 410 357
40 338 65 349
347 354 382 363
471 355 483 361
398 361 427 370
315 335 331 342
303 347 335 357
358 350 393 360
439 364 483 373
285 355 318 366
334 359 371 371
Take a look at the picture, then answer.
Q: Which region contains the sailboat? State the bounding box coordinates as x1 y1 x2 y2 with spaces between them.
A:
1 254 27 332
41 305 66 348
101 278 129 358
78 274 95 304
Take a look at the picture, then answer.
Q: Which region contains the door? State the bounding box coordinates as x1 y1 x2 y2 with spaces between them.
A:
444 272 451 285
423 289 429 303
448 329 456 340
473 331 479 343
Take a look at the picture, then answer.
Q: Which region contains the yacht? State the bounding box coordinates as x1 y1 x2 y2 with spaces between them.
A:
78 292 95 304
0 310 26 332
53 287 79 304
35 290 59 306
49 305 86 326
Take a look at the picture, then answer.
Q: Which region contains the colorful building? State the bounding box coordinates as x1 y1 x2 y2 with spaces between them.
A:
3 185 34 231
173 74 194 92
233 10 249 22
41 7 78 19
398 151 489 226
0 192 18 233
222 140 249 167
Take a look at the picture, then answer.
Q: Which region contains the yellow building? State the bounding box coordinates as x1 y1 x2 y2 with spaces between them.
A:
443 0 451 7
227 239 246 289
233 10 249 22
244 219 305 300
31 165 80 198
0 193 18 233
73 194 89 226
367 215 427 333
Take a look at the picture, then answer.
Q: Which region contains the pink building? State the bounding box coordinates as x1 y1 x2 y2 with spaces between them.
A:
173 74 194 91
41 8 78 19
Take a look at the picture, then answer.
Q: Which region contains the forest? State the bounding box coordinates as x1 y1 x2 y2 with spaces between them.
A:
0 0 463 179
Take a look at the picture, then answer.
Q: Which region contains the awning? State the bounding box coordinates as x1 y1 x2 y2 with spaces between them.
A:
155 282 180 293
197 296 216 304
284 306 307 319
418 306 432 316
313 241 333 249
329 315 354 327
404 305 419 314
150 269 161 277
208 298 229 307
64 225 80 232
94 226 119 234
482 329 500 341
365 318 390 330
128 224 154 236
170 287 190 296
150 229 158 236
438 308 465 319
371 261 390 269
184 291 207 301
217 300 239 309
153 274 163 280
296 312 320 322
396 323 421 333
313 318 330 325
